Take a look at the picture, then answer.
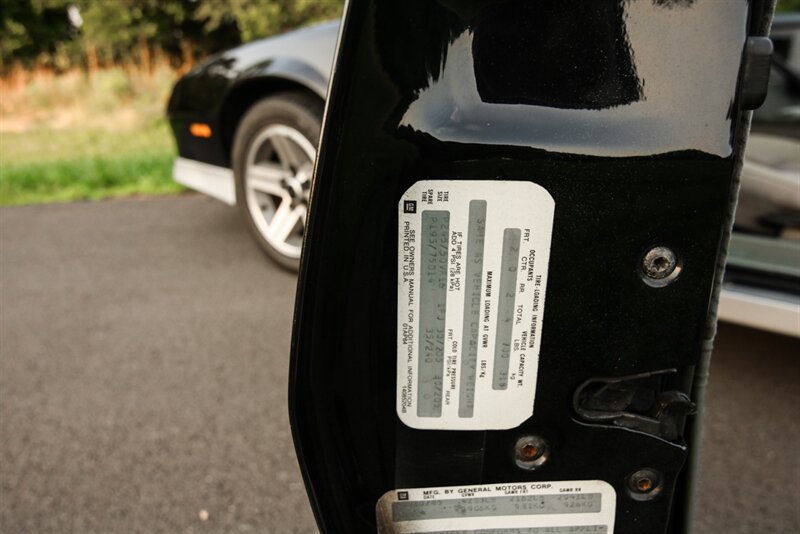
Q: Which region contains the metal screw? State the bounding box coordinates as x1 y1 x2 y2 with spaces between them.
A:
640 246 681 287
513 435 549 470
627 468 663 501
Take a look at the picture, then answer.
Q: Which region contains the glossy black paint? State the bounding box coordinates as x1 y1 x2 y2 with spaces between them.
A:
290 1 773 533
166 21 338 168
473 0 641 109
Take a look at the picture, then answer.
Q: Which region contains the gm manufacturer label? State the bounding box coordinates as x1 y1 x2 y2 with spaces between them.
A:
376 480 616 533
397 180 554 430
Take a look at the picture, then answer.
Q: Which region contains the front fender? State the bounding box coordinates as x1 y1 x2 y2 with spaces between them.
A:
232 57 329 100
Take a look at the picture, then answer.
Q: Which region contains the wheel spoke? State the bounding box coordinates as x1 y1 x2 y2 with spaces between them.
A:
243 124 317 258
268 199 306 243
271 135 305 171
247 163 287 195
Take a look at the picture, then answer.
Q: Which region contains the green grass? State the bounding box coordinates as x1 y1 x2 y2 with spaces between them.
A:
1 64 186 206
0 119 183 206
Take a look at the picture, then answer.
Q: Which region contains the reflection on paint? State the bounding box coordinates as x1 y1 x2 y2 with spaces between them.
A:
400 0 748 158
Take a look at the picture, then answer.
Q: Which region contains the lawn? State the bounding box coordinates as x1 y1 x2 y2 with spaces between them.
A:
0 66 184 206
1 120 180 205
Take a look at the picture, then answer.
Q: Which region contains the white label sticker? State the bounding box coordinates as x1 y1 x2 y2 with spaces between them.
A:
397 180 554 430
376 480 616 534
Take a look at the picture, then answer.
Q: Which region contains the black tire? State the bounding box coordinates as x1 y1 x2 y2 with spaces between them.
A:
232 91 323 271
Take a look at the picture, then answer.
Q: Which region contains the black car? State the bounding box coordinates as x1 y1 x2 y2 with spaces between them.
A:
167 21 338 269
167 16 799 336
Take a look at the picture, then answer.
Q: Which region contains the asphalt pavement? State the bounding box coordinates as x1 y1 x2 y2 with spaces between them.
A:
1 195 798 533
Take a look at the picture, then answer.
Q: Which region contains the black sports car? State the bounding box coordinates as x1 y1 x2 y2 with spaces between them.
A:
167 21 338 269
167 17 799 337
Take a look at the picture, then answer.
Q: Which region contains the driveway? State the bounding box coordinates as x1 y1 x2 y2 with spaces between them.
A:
1 196 798 533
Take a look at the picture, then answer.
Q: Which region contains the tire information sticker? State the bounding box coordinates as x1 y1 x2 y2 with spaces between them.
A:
398 180 554 430
376 480 616 534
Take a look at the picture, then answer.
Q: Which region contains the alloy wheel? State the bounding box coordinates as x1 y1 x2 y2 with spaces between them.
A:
243 124 316 260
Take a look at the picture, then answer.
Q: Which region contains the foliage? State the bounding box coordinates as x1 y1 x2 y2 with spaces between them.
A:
195 0 342 42
777 0 800 12
0 0 74 69
1 0 342 73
